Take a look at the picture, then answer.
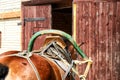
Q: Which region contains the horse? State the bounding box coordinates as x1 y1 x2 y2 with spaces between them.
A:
0 30 92 80
0 50 65 80
0 37 75 80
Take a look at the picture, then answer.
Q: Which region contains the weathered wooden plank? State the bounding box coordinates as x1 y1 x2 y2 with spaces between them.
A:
98 2 108 80
88 2 96 80
22 5 51 50
94 2 100 80
52 0 72 9
116 2 120 80
31 0 62 4
105 2 112 80
21 0 62 4
0 11 21 19
22 0 72 9
74 0 119 2
76 2 86 79
112 2 120 80
75 1 120 80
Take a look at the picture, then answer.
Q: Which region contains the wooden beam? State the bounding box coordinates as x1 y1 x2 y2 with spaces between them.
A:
21 0 30 2
22 0 62 5
52 0 72 9
31 0 62 4
0 10 21 19
73 3 77 41
22 0 72 9
74 0 119 2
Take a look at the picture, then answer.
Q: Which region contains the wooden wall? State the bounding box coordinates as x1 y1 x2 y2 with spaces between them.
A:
0 0 21 53
21 4 51 50
0 0 20 13
21 0 120 79
74 0 120 80
0 18 22 53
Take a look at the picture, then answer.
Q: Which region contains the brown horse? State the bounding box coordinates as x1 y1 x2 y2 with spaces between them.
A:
0 50 64 80
0 36 77 80
0 35 91 80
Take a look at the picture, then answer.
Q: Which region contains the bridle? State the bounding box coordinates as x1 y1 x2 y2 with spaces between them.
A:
0 51 41 80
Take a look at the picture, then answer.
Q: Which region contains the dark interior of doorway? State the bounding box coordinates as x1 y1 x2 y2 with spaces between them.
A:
52 7 72 35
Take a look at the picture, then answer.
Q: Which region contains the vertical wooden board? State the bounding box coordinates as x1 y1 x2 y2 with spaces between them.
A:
32 27 46 50
76 2 92 80
116 2 120 80
98 2 108 80
95 2 100 80
22 5 51 50
88 2 97 80
35 5 51 28
76 2 84 77
106 2 111 80
106 2 115 80
24 6 35 50
33 5 51 50
112 2 120 80
75 1 120 80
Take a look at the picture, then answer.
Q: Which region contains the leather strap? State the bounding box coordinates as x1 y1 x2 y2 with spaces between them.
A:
0 51 41 80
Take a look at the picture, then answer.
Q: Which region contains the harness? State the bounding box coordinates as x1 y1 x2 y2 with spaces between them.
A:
0 29 92 80
0 51 41 80
27 29 93 80
33 40 92 80
0 49 92 80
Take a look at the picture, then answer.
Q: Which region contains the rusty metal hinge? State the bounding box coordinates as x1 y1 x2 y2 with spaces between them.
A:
24 17 46 26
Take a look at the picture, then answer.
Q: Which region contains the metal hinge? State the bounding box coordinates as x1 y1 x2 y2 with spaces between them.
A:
24 17 46 26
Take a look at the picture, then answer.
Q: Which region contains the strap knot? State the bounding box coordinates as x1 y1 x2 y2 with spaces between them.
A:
18 50 32 58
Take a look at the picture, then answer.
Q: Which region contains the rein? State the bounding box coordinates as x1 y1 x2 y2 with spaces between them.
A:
0 51 41 80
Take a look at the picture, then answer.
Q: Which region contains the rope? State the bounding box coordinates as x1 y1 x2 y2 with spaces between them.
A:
0 51 41 80
37 41 92 80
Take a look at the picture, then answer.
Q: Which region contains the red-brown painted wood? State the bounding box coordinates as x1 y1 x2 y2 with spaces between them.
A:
74 0 120 2
75 0 120 80
22 5 51 50
22 0 62 4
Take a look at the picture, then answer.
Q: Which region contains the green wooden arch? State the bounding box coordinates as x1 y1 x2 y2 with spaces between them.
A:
27 29 87 58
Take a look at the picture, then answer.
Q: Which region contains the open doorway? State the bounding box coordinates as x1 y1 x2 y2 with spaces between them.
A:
52 1 72 35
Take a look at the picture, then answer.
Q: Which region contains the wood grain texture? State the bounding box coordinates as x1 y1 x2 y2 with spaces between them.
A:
21 5 51 50
0 11 20 19
75 1 120 80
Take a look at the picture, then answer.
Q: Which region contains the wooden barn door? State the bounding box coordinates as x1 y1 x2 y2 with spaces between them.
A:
22 5 51 50
73 0 120 80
